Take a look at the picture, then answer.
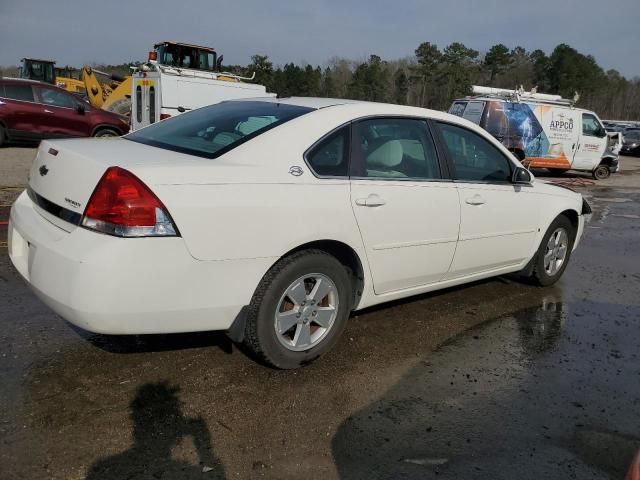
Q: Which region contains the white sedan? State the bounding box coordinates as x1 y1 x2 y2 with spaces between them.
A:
8 98 590 368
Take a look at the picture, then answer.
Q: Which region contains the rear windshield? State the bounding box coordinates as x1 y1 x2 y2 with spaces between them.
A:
126 101 314 159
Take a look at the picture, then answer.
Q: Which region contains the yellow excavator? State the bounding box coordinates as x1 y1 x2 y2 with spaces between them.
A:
19 58 132 116
76 66 132 116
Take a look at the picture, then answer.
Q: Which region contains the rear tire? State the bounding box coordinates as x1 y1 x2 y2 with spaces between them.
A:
93 128 120 138
530 216 576 286
0 125 5 147
593 164 610 180
243 250 352 369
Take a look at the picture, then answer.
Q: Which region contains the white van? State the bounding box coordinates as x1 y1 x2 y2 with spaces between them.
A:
131 42 275 131
449 86 620 179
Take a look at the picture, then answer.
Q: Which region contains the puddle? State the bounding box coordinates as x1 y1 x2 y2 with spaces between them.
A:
591 197 632 203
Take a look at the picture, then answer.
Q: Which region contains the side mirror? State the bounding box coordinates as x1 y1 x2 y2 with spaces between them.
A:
512 166 533 185
76 104 85 115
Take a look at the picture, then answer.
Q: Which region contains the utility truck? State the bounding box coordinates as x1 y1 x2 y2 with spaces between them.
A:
449 86 621 179
130 42 274 131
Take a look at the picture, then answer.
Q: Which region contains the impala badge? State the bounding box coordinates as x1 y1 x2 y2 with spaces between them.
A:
288 165 304 177
39 165 49 176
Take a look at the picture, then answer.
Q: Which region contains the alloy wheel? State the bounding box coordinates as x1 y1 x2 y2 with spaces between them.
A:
544 228 569 276
274 273 339 352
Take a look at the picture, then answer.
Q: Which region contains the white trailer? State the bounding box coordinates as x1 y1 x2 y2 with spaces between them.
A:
131 42 275 131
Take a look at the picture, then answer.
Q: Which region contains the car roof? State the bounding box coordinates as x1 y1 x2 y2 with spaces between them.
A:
154 41 216 53
0 77 43 85
231 96 367 109
232 96 453 117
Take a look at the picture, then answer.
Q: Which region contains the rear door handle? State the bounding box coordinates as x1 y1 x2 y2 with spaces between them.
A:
355 194 386 207
43 109 54 114
465 194 486 206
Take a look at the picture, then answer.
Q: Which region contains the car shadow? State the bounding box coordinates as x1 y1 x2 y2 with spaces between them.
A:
70 325 235 355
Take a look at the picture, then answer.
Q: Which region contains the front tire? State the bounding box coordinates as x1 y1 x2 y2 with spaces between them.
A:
531 216 575 286
593 164 610 180
243 250 352 369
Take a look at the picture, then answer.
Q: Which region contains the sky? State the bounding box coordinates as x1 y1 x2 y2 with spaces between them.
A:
1 0 638 78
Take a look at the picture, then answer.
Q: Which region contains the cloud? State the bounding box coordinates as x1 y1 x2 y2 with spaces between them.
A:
0 0 638 77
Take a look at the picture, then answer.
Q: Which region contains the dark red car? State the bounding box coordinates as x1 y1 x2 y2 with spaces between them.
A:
0 78 129 146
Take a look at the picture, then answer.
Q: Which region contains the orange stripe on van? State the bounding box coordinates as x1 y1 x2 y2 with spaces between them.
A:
523 154 572 170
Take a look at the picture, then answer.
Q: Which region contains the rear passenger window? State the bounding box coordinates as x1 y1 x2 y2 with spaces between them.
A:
37 88 76 108
306 126 350 177
438 122 512 183
3 84 34 102
351 118 440 179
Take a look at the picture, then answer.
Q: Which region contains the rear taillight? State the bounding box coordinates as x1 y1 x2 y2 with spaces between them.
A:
160 113 171 120
81 167 178 237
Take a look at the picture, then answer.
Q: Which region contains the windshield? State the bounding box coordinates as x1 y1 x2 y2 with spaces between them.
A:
126 101 314 159
157 45 217 71
625 132 640 141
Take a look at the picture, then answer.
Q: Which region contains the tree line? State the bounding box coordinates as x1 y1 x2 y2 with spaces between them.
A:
2 42 638 120
225 42 639 120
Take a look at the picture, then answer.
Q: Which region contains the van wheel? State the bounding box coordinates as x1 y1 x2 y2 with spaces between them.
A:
530 216 575 286
593 165 610 180
243 250 352 369
93 128 120 138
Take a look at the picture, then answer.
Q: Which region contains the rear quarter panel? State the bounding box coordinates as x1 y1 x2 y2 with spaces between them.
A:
148 105 377 263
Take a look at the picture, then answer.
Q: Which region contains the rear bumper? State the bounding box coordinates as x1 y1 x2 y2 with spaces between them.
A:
8 191 274 335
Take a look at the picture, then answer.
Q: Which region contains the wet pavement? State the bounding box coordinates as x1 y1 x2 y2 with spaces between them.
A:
0 153 639 479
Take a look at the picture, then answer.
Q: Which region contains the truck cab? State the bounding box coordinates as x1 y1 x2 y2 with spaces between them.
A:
19 58 56 84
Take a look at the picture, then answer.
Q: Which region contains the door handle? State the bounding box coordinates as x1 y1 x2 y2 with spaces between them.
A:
355 194 386 207
465 194 486 206
43 109 54 114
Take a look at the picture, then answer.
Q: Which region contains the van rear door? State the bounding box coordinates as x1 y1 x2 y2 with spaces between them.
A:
572 112 608 170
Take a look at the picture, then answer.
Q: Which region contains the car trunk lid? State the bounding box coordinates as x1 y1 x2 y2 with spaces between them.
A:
27 138 204 229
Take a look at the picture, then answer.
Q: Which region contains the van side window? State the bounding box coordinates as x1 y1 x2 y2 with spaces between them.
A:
582 114 605 137
437 122 512 183
449 102 467 117
3 84 34 102
461 101 485 124
306 126 350 177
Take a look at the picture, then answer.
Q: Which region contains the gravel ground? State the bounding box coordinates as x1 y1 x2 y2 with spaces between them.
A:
1 145 639 479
